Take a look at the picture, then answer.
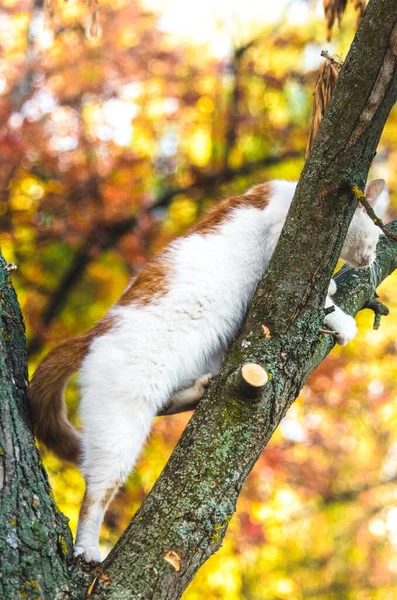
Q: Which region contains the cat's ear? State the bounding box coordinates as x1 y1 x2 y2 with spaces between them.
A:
365 179 386 204
364 179 389 219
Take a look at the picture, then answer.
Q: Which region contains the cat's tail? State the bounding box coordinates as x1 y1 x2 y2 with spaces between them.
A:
29 334 92 465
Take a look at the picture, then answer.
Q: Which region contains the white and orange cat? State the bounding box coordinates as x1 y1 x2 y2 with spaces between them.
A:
29 178 388 562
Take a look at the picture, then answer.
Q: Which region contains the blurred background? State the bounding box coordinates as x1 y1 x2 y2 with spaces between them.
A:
1 0 397 598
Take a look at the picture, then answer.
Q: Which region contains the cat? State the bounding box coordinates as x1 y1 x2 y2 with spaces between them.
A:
29 178 388 562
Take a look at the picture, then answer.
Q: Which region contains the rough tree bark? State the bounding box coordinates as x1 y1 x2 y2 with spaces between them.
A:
1 0 397 598
0 260 89 599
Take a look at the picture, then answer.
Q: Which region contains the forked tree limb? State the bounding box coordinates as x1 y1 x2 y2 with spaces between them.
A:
88 2 397 598
159 221 397 417
2 217 397 600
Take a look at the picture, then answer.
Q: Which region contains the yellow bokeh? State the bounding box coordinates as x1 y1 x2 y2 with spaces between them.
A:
197 96 215 114
188 127 212 167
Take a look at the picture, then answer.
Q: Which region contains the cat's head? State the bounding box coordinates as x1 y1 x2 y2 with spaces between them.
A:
341 179 389 269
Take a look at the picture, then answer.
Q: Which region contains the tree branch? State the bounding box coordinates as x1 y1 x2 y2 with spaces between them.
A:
87 2 397 598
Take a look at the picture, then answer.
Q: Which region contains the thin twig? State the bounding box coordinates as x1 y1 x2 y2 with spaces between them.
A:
318 328 339 336
2 263 17 273
350 183 397 242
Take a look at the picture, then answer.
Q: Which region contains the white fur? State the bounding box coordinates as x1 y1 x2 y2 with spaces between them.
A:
74 179 386 561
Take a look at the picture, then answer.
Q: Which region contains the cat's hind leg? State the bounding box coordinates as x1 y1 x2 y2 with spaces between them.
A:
74 485 116 563
74 386 158 562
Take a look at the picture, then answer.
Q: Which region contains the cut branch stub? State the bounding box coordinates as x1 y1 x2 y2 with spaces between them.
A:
240 363 268 399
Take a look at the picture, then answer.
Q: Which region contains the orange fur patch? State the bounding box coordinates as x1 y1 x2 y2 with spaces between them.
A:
117 183 270 308
117 255 171 308
100 487 115 509
191 183 271 235
78 490 92 523
89 314 115 339
79 487 115 524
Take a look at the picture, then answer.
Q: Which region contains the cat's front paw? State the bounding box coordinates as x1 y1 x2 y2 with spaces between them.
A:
324 308 357 346
74 544 101 563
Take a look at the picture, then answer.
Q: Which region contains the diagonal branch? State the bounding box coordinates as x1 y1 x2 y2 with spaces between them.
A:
93 226 397 600
89 2 397 598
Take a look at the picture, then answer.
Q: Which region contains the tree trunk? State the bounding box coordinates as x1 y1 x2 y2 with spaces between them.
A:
1 1 397 599
0 256 90 599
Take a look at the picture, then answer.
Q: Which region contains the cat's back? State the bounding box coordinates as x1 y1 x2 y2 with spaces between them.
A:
115 179 296 315
110 180 294 328
189 179 295 236
82 179 296 389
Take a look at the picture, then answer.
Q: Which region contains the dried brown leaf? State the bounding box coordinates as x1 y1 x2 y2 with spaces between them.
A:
87 0 101 40
164 550 181 571
99 572 111 585
87 576 98 596
352 0 366 28
305 53 342 159
87 568 111 595
324 0 366 40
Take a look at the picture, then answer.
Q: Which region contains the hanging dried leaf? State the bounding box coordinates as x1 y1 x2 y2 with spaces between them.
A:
305 51 342 160
324 0 366 40
323 0 347 41
44 0 54 22
352 0 366 29
86 0 102 40
42 0 102 40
